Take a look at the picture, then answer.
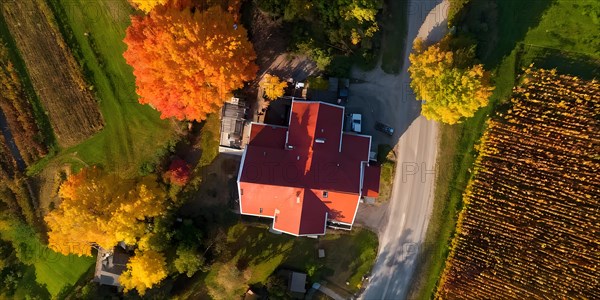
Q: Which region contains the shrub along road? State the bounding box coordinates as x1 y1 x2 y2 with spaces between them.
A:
350 0 449 299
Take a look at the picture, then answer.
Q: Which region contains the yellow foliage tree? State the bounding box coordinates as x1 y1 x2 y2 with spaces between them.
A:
260 74 287 100
408 38 494 124
44 167 168 256
119 249 168 295
130 0 170 12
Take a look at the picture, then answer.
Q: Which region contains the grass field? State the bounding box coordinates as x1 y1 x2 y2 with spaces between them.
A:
0 216 94 297
409 1 600 298
199 224 377 299
380 0 409 74
27 0 177 176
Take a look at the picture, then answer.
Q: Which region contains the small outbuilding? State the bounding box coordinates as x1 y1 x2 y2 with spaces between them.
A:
219 97 248 153
288 271 307 294
93 245 130 287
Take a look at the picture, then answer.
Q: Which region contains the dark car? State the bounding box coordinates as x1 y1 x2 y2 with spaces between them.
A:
375 122 394 136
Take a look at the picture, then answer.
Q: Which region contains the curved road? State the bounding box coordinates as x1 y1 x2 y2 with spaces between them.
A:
351 1 449 299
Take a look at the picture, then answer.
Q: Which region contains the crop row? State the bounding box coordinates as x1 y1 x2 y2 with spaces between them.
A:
437 69 599 299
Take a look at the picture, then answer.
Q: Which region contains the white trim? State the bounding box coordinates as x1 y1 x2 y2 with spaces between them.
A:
339 106 345 152
323 212 329 234
328 224 353 231
350 189 362 227
249 121 289 129
366 135 372 163
237 148 248 214
291 99 345 110
288 101 295 126
285 130 290 148
330 220 353 226
242 211 275 218
359 161 366 196
271 211 328 237
342 131 373 139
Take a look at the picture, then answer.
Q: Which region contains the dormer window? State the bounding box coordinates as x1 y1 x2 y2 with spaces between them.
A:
323 191 328 198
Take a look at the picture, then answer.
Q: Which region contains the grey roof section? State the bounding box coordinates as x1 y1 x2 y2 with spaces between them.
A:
289 272 307 293
94 246 130 287
220 99 248 149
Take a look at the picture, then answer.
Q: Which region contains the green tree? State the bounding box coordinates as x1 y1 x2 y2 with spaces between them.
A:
174 245 207 277
408 38 494 124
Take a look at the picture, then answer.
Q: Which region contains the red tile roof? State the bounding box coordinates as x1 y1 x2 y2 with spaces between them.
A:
238 101 380 236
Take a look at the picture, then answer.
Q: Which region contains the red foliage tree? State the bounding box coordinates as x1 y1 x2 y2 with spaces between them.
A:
123 4 258 121
164 158 191 186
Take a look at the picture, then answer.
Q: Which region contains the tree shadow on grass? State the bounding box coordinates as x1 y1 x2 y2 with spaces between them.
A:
453 0 555 68
517 44 600 79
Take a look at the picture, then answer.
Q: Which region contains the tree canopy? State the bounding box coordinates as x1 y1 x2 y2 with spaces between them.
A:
260 74 287 100
164 158 191 186
130 0 170 12
44 167 168 256
408 38 494 124
119 249 168 295
123 5 258 121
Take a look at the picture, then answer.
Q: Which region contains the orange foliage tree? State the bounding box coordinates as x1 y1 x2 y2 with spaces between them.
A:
123 4 258 122
44 167 168 256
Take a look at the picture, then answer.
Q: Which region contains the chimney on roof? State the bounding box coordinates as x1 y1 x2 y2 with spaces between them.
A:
296 191 301 203
315 138 325 144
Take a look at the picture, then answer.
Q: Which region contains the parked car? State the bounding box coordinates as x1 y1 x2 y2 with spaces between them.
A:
375 121 394 136
351 113 362 133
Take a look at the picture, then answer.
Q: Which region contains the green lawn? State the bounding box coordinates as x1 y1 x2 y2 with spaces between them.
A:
28 0 177 176
201 224 377 299
0 216 94 297
380 0 409 74
377 144 395 202
409 1 600 299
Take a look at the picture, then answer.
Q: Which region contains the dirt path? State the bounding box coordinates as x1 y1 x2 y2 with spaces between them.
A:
351 1 449 299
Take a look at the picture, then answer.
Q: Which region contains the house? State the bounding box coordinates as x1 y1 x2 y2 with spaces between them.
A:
93 245 130 287
219 97 248 154
237 100 380 236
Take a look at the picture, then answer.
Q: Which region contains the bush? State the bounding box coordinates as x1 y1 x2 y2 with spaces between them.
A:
174 245 207 277
296 41 332 71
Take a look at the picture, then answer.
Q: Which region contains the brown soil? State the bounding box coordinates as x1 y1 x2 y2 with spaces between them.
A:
1 0 103 148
